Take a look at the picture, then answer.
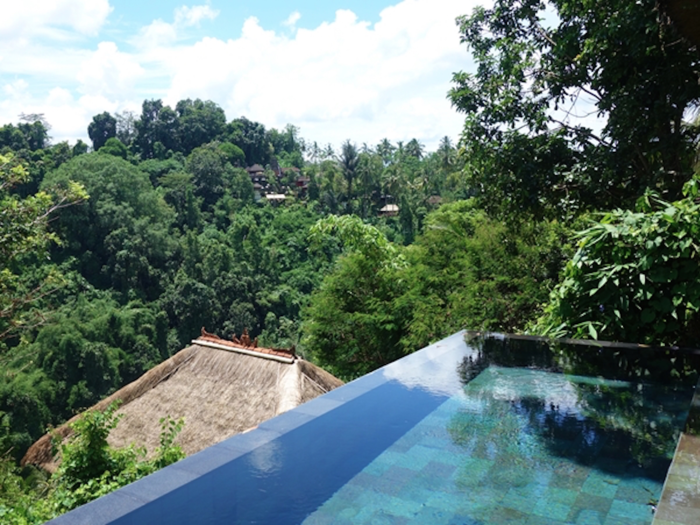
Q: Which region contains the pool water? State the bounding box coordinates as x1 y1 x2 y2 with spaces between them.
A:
48 333 700 525
305 364 693 525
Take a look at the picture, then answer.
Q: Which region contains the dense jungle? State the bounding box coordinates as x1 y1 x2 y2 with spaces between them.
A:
1 0 700 522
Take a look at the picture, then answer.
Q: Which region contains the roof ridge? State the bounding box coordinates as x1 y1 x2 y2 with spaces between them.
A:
196 328 296 363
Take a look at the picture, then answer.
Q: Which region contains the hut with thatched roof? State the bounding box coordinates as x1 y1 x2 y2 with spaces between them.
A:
22 329 343 473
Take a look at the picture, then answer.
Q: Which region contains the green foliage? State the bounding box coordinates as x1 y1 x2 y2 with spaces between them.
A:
305 216 409 378
88 112 117 152
450 0 700 219
152 416 185 470
227 117 270 166
303 251 407 379
56 402 124 489
176 99 226 155
534 190 700 346
186 143 229 209
98 138 128 159
42 153 175 298
0 293 167 460
0 403 184 524
0 153 88 346
304 205 570 378
218 141 245 167
51 403 184 514
397 201 570 351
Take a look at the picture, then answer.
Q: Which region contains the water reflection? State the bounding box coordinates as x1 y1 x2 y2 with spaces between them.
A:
451 335 700 481
247 440 282 476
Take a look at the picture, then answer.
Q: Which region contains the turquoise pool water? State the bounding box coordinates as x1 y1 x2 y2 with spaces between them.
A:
305 365 691 525
48 333 700 525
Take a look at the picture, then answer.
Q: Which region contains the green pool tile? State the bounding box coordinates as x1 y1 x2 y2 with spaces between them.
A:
524 513 568 525
489 506 531 523
489 465 534 490
394 483 436 506
425 490 466 514
501 487 536 514
547 486 579 505
550 473 587 491
582 473 620 499
573 508 605 525
369 469 413 496
400 444 441 470
422 460 458 479
608 499 654 522
462 485 506 510
390 462 423 480
409 508 452 525
305 362 693 525
300 513 335 525
571 492 614 517
452 457 494 486
364 457 393 477
533 497 572 521
615 481 660 504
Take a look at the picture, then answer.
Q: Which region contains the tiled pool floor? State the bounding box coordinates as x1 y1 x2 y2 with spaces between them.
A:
305 367 681 525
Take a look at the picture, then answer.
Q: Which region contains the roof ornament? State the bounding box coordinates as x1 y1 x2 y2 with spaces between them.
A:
198 327 296 360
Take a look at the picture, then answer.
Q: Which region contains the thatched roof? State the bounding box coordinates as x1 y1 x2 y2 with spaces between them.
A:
246 164 265 174
22 332 342 473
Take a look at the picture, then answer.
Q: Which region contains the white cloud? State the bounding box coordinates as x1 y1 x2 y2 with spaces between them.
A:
1 0 484 149
136 4 220 49
161 0 477 149
137 19 178 48
174 5 219 27
282 12 302 28
0 0 112 42
77 42 144 99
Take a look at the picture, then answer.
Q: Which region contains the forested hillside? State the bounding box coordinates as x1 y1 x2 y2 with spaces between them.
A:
1 0 699 522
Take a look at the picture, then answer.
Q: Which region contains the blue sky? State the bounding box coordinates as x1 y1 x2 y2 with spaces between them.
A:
1 0 485 150
108 1 387 40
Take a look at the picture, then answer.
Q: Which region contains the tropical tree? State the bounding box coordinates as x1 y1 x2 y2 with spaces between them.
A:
534 185 700 346
88 112 117 151
304 216 408 378
405 138 424 159
176 99 227 154
339 140 359 211
450 0 700 220
0 153 87 347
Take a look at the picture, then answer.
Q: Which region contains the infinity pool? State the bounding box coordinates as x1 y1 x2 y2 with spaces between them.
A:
49 333 700 525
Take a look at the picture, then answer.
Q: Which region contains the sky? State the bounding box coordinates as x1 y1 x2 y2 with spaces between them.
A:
0 0 488 151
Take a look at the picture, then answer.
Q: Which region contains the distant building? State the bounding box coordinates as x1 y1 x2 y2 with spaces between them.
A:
265 193 287 206
379 204 399 217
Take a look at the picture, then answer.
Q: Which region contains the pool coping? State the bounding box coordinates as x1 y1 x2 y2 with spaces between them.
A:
45 331 699 524
653 378 700 525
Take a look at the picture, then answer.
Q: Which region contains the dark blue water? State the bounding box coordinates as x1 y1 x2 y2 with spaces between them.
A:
111 380 448 524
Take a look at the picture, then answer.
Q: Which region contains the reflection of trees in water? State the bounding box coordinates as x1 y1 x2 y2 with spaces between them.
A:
450 335 699 481
447 390 553 489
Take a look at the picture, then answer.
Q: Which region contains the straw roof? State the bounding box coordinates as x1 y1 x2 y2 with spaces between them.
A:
22 331 343 473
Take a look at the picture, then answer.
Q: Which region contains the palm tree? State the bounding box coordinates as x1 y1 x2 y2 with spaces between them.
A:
376 138 395 165
437 136 457 171
405 138 425 159
339 140 359 212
